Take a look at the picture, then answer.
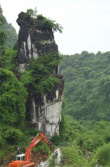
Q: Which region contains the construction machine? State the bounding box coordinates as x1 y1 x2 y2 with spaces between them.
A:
8 133 54 167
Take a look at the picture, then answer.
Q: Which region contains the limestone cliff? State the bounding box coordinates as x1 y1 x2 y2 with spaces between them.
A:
17 12 64 137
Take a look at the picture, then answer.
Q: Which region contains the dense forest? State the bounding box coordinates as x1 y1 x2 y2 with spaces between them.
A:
61 51 110 121
59 52 110 166
1 5 110 167
0 7 17 49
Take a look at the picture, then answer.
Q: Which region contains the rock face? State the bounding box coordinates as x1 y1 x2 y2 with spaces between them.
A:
17 12 64 137
17 12 58 72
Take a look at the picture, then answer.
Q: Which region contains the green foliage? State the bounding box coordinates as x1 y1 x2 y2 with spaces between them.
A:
0 6 17 49
26 9 34 17
59 115 110 149
91 143 110 166
0 150 5 164
2 127 24 145
0 6 7 55
0 5 17 65
25 9 63 33
0 126 31 165
0 6 4 25
34 76 60 94
0 68 27 127
0 49 17 71
62 141 89 167
21 53 61 95
32 141 51 155
26 8 37 18
59 115 86 145
3 21 17 49
61 52 110 121
56 116 110 166
0 29 6 46
0 133 5 149
37 14 63 33
50 135 61 146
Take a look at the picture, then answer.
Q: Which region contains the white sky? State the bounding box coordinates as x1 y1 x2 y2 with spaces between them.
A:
1 0 110 55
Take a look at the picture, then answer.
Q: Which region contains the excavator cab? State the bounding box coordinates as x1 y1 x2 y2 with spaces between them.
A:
16 154 25 161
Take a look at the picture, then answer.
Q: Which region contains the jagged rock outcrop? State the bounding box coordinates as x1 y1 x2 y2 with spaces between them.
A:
17 12 64 137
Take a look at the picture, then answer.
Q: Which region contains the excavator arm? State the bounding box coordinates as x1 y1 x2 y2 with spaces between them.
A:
40 133 54 152
24 133 54 161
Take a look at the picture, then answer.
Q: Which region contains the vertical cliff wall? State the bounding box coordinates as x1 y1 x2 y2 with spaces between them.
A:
17 12 64 137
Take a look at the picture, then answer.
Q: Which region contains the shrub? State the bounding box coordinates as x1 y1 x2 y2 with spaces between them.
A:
21 53 61 95
0 68 27 127
91 143 110 166
0 151 5 164
50 135 61 146
2 127 24 145
0 49 17 71
91 143 110 167
0 134 5 148
37 15 63 33
61 141 89 167
25 8 37 18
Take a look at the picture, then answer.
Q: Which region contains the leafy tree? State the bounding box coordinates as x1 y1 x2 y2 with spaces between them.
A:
26 8 37 18
62 141 89 167
0 6 6 55
0 6 17 50
91 143 110 166
3 21 17 49
0 49 17 71
0 68 27 127
37 14 63 33
21 53 61 95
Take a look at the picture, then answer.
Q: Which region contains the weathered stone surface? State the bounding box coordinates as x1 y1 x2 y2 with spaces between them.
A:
17 12 58 70
17 12 64 137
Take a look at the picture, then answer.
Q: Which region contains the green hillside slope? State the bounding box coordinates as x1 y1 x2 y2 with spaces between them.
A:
3 18 17 49
0 6 17 49
61 51 110 121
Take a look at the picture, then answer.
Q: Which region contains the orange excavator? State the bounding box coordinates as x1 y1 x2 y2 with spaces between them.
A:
8 133 54 167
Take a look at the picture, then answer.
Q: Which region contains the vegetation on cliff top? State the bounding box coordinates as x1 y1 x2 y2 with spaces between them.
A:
37 14 63 33
25 8 63 33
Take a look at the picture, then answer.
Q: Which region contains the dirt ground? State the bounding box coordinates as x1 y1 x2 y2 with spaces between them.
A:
2 152 48 167
32 152 48 165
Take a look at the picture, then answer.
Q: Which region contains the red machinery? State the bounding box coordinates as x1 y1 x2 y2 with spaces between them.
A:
8 133 54 167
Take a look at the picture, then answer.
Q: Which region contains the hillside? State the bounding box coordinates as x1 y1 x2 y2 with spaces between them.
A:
61 51 110 121
58 52 110 166
3 18 17 49
0 6 17 49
